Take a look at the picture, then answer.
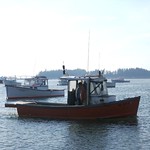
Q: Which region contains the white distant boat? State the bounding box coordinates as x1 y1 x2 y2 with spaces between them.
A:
111 78 130 83
58 75 76 86
5 76 65 99
57 65 76 86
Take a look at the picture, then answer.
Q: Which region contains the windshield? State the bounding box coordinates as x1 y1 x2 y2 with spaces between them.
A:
90 81 108 96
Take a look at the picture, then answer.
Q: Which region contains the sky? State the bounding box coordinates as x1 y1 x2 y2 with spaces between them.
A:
0 0 150 76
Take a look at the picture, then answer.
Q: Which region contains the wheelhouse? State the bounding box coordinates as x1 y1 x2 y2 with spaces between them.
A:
23 76 49 90
67 75 110 105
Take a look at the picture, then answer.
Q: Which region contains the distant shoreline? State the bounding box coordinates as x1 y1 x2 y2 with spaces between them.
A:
38 67 150 79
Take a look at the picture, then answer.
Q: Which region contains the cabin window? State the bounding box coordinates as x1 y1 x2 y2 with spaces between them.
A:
90 81 108 96
68 81 77 92
90 82 102 95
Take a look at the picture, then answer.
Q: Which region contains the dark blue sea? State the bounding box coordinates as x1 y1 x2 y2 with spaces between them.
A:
0 79 150 150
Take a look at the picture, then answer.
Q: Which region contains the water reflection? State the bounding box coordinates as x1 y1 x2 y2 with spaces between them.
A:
1 112 141 150
64 117 139 150
2 79 150 150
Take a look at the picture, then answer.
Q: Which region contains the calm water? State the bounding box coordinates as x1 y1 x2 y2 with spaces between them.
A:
0 79 150 150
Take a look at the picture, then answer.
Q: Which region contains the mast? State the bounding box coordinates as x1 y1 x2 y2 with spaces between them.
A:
62 64 65 75
87 30 90 75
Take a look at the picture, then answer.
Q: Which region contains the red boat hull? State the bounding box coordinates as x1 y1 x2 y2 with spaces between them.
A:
16 96 140 120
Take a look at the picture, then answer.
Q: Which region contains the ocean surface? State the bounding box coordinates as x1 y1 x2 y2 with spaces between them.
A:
0 79 150 150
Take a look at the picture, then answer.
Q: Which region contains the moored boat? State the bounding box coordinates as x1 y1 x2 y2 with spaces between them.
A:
111 78 130 83
57 75 76 86
57 65 76 86
16 97 140 120
5 76 64 99
5 73 140 120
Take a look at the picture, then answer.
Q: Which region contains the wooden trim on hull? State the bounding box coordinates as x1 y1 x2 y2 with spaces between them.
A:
16 96 140 120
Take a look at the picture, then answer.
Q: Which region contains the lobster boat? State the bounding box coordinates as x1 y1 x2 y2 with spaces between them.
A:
5 76 64 99
5 73 140 120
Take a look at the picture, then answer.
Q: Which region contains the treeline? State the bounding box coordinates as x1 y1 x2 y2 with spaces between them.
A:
38 68 150 79
105 68 150 78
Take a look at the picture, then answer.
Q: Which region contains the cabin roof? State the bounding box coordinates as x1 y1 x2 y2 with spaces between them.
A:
24 76 48 81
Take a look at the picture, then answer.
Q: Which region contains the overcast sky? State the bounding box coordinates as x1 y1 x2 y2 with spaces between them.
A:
0 0 150 76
